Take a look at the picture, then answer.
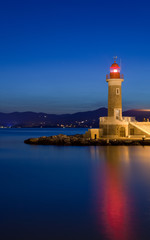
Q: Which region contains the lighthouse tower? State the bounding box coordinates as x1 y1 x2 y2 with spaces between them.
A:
106 60 124 120
84 58 150 140
99 59 127 137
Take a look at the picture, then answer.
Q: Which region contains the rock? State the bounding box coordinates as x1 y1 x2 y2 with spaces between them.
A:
24 138 39 144
24 134 150 146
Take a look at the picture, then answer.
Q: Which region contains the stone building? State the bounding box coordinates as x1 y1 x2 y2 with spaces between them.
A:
85 60 150 139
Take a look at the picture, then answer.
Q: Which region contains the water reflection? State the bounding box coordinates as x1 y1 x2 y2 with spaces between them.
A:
91 146 135 240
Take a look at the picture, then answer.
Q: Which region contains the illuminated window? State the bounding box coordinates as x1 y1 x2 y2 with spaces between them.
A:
114 69 117 72
116 88 120 95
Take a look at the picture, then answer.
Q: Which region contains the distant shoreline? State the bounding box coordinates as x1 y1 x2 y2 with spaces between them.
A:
0 126 88 129
1 108 150 129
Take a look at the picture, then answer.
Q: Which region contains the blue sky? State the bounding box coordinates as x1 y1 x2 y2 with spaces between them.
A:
0 0 150 113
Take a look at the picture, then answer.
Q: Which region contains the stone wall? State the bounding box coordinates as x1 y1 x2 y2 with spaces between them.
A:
108 85 122 117
84 129 103 139
129 123 150 137
101 123 128 137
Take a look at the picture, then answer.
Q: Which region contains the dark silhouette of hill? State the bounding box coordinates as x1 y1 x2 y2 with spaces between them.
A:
0 108 150 128
123 109 150 121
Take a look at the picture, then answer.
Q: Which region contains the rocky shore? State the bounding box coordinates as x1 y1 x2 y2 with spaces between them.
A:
24 134 150 146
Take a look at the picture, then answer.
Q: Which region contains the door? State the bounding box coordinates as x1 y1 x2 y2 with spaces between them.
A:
120 127 125 137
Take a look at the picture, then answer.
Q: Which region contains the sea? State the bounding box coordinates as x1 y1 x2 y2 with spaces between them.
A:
1 128 150 240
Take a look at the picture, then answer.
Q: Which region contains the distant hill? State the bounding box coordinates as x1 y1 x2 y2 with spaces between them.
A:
0 108 150 128
123 109 150 121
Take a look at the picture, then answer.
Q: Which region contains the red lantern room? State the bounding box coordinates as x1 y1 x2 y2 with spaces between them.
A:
110 61 120 78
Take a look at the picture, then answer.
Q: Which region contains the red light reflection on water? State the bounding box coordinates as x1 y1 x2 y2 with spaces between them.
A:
102 163 129 240
92 147 135 240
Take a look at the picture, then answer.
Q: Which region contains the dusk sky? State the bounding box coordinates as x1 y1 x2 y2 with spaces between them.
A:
0 0 150 114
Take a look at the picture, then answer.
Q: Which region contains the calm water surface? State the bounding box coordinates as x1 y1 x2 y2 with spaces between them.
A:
0 128 150 240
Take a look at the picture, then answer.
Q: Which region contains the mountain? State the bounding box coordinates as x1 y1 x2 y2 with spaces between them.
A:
123 109 150 121
0 108 107 128
0 108 150 128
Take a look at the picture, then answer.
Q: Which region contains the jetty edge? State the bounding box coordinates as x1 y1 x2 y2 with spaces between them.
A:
24 134 150 146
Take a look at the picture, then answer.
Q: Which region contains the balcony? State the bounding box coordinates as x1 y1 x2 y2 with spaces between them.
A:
122 117 136 122
106 74 124 79
100 116 136 123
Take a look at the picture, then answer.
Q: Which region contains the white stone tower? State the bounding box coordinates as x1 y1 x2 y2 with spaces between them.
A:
106 60 124 120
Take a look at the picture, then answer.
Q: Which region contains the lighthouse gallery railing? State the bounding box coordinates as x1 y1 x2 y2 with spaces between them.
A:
106 74 124 79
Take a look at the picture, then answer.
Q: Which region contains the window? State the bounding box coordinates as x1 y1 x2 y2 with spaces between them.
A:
116 88 120 95
130 129 134 135
114 109 121 119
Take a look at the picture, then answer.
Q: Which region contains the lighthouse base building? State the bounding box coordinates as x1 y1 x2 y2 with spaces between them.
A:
84 60 150 140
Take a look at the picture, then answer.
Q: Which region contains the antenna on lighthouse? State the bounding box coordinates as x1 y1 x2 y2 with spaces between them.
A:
120 58 122 71
113 56 117 63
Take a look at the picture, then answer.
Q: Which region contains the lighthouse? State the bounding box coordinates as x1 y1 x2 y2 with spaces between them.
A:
106 60 124 120
84 58 150 140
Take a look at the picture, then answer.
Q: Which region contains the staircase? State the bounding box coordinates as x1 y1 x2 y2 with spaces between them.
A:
130 122 150 136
